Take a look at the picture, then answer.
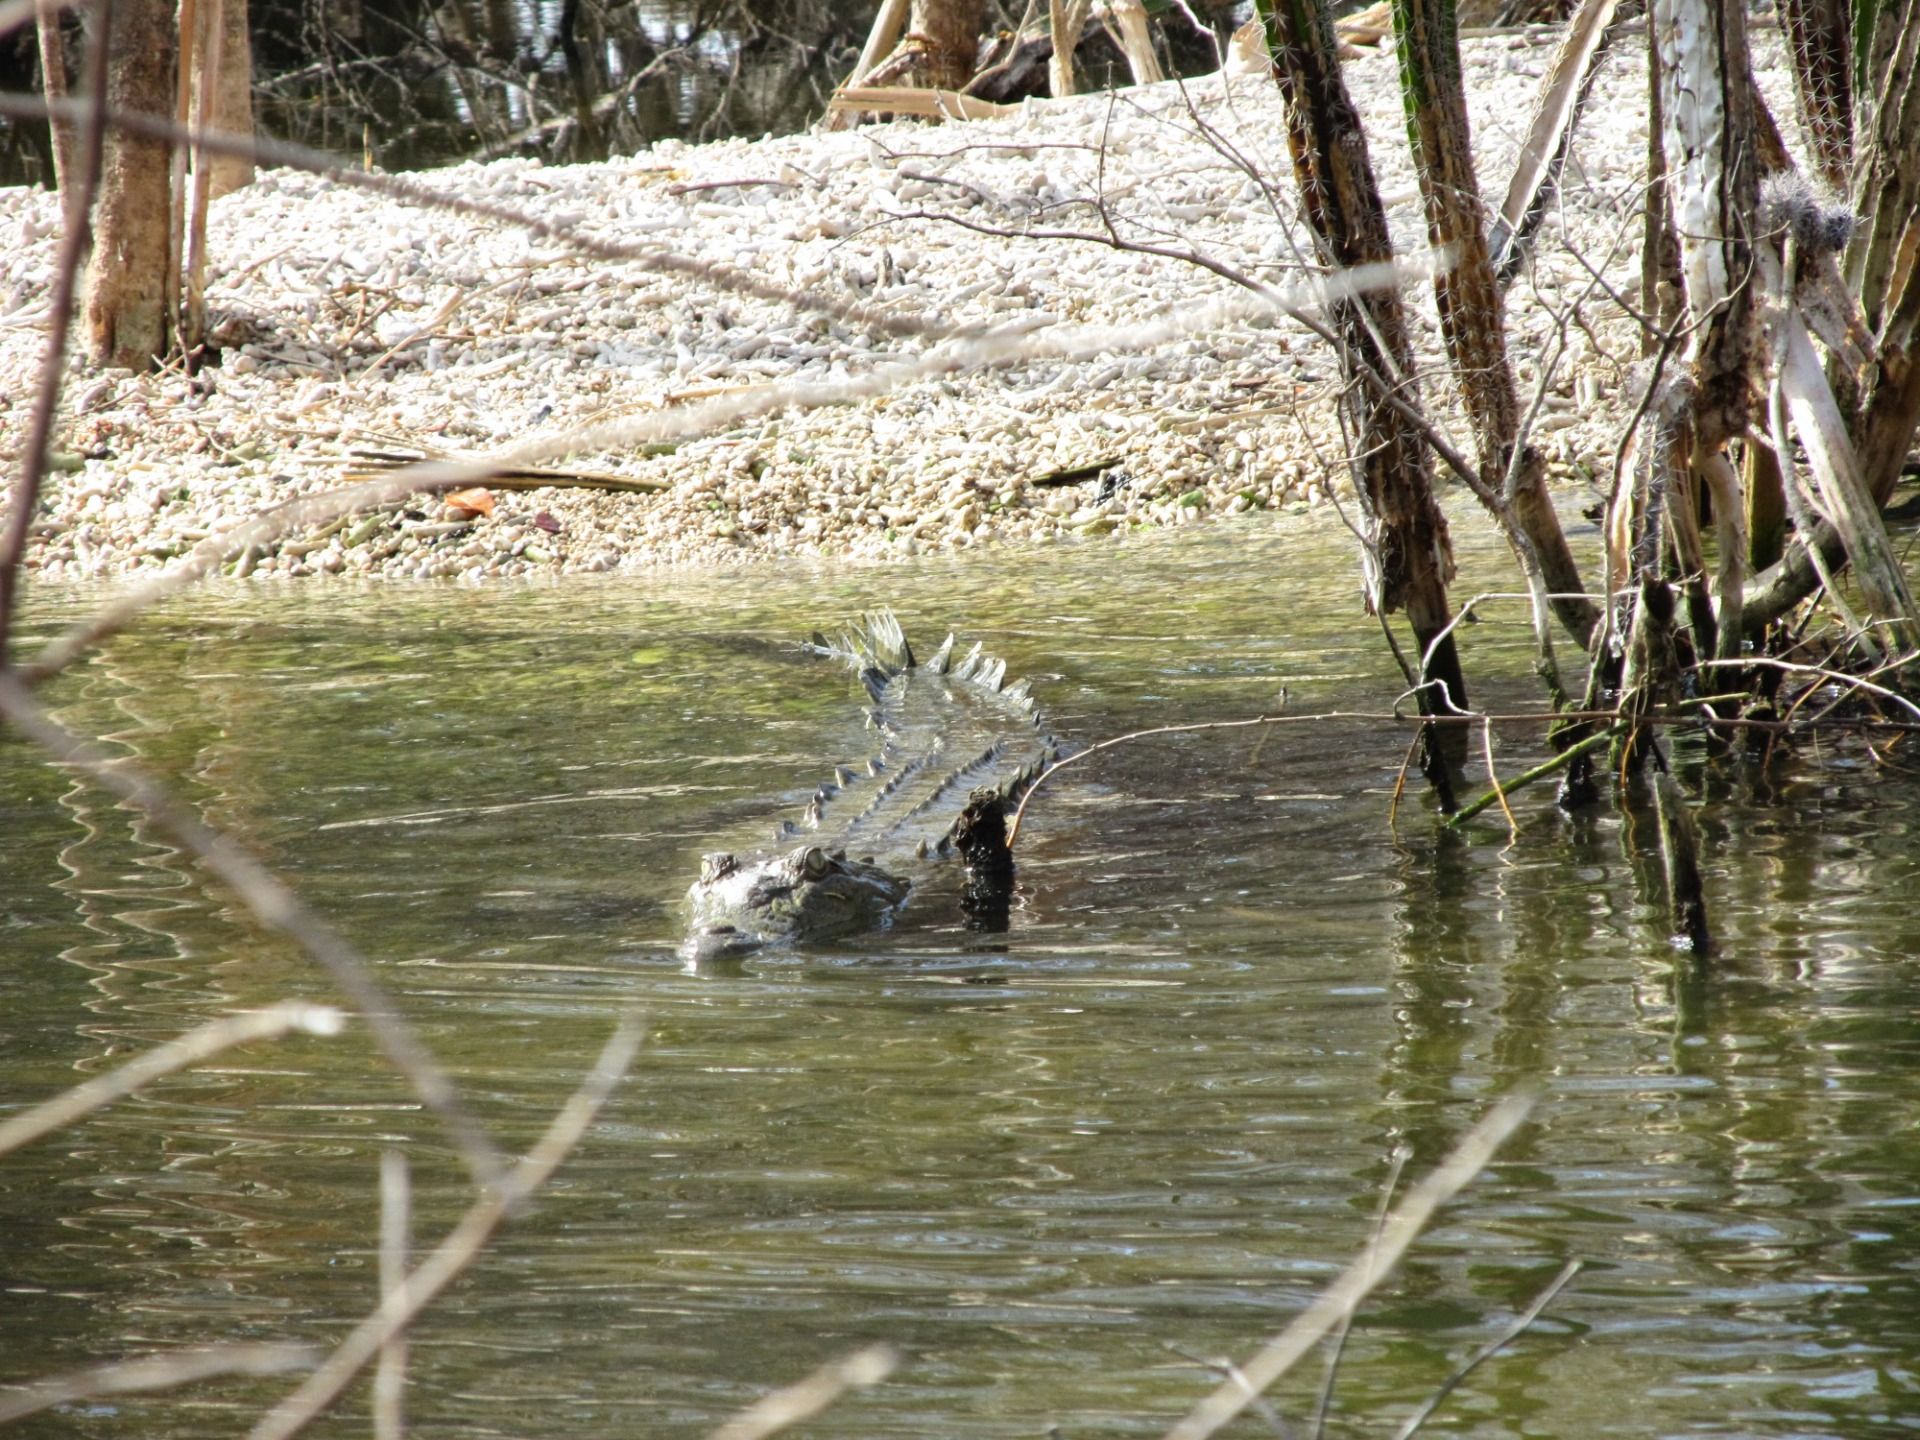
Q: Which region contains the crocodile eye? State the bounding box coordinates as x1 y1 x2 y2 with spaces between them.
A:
700 852 738 883
799 846 832 881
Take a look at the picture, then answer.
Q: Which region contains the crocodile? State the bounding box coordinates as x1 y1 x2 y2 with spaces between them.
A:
682 612 1056 963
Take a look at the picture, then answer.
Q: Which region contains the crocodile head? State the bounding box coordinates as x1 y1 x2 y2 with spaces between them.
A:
682 843 912 962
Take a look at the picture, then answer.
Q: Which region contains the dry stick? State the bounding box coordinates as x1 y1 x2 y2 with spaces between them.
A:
1444 691 1751 827
1446 723 1624 828
19 269 1423 690
32 0 72 190
0 1003 344 1157
1390 1259 1583 1440
1694 656 1920 722
1010 701 1704 848
702 1345 901 1440
373 1151 411 1440
1312 1146 1412 1440
22 467 582 685
247 1019 641 1440
1162 1347 1292 1439
1006 714 1275 849
0 1 109 665
169 0 198 353
1160 1094 1536 1440
0 673 505 1189
1480 716 1518 841
0 93 971 346
1386 729 1424 832
181 0 224 355
0 0 84 30
0 1345 319 1427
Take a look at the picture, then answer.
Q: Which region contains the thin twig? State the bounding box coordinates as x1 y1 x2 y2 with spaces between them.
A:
246 1019 641 1440
1694 655 1920 722
1312 1146 1411 1440
1390 1260 1583 1440
1160 1094 1536 1440
1007 713 1285 848
703 1345 900 1440
373 1151 411 1440
0 93 972 345
0 0 109 665
0 1345 317 1426
1446 723 1623 828
1164 1347 1295 1439
1481 716 1519 841
0 673 505 1188
0 1003 343 1158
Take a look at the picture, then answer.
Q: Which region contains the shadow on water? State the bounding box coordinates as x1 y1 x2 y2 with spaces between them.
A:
5 513 1920 1435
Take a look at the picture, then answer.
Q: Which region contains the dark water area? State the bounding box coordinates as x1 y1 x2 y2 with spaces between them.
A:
5 513 1920 1436
3 0 1241 185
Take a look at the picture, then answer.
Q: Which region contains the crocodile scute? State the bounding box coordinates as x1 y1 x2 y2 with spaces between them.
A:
682 612 1055 962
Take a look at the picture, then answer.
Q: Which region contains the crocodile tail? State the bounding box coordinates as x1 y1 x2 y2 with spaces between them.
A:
808 609 918 704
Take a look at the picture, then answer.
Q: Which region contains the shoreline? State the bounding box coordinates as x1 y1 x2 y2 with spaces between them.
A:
1 29 1796 586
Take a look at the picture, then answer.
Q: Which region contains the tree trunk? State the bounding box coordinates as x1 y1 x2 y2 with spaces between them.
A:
205 0 254 197
34 0 74 195
1653 0 1763 453
1262 0 1469 794
1393 0 1599 650
910 0 983 91
83 0 177 368
1048 0 1088 97
1742 0 1920 630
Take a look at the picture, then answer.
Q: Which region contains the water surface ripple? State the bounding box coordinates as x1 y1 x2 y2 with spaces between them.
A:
3 516 1918 1437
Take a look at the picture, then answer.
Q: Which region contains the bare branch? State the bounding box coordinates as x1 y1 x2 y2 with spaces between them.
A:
1390 1260 1583 1440
703 1345 900 1440
0 673 505 1188
0 1345 317 1427
0 0 109 663
0 1003 343 1158
1159 1094 1536 1440
374 1151 412 1440
246 1019 641 1440
0 93 973 344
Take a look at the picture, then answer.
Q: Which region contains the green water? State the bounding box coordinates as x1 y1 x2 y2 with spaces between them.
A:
3 514 1919 1438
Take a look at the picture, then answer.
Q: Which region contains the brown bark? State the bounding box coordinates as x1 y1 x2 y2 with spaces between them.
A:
1640 31 1684 345
1393 0 1599 648
204 0 255 198
34 0 74 194
83 0 177 368
909 0 984 91
1265 0 1468 787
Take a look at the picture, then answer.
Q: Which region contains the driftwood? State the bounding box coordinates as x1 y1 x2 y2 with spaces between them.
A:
825 85 1013 122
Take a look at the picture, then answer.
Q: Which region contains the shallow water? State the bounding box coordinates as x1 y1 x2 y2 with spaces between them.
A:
4 513 1920 1438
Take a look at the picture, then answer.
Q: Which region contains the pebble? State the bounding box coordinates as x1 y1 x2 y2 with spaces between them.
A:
0 30 1805 583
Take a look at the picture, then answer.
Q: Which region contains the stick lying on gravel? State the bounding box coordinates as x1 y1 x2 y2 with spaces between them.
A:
345 447 672 493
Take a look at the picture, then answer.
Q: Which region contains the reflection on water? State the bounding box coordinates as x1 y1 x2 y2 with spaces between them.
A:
4 514 1920 1436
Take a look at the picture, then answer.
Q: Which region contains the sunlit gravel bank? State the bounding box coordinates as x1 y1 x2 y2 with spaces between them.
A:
1 28 1798 582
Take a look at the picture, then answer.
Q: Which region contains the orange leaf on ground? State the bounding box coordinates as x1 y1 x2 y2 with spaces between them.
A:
445 487 495 518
